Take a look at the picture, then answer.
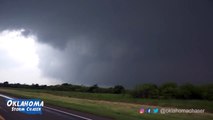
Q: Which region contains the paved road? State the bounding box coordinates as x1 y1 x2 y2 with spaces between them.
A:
0 94 112 120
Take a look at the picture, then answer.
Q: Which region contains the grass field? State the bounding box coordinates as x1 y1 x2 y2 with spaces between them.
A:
0 88 213 120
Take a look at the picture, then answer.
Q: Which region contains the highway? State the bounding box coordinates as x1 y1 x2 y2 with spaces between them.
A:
0 94 112 120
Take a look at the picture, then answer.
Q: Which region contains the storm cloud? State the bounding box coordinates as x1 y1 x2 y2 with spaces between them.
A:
0 0 213 87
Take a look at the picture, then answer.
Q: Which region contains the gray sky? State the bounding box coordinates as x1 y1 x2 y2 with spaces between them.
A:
0 0 213 87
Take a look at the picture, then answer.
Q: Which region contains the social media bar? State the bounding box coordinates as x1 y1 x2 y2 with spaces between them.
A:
139 107 205 114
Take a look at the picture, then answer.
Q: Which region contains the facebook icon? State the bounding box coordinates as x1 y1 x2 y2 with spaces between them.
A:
146 108 151 113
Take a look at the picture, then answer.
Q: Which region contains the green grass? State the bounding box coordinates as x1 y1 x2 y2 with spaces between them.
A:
0 88 213 120
7 88 213 112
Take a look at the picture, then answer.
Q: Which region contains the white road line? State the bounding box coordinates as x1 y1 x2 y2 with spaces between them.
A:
0 94 93 120
44 106 93 120
0 94 14 100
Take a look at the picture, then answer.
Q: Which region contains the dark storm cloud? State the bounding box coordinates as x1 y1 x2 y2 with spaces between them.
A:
0 0 213 87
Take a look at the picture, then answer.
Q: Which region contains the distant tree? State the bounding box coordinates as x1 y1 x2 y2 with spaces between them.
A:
75 85 89 92
176 84 203 99
11 83 21 88
62 83 69 86
40 85 47 89
31 83 39 89
3 81 9 87
131 84 159 98
200 84 213 100
160 82 178 99
113 85 125 94
87 84 99 93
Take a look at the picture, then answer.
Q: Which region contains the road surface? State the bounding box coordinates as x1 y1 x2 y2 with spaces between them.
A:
0 93 112 120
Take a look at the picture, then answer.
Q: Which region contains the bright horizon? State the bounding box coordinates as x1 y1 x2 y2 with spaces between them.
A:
0 29 61 85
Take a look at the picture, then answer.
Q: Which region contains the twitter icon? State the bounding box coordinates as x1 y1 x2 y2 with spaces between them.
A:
153 108 159 113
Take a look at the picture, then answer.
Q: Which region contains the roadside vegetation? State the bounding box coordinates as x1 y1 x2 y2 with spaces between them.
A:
0 88 213 120
0 82 213 120
0 81 212 100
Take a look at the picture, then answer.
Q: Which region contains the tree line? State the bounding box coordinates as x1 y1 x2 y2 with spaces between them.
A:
131 83 212 100
0 81 212 100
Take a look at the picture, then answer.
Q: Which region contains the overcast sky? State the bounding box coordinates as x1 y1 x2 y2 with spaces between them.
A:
0 0 212 87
